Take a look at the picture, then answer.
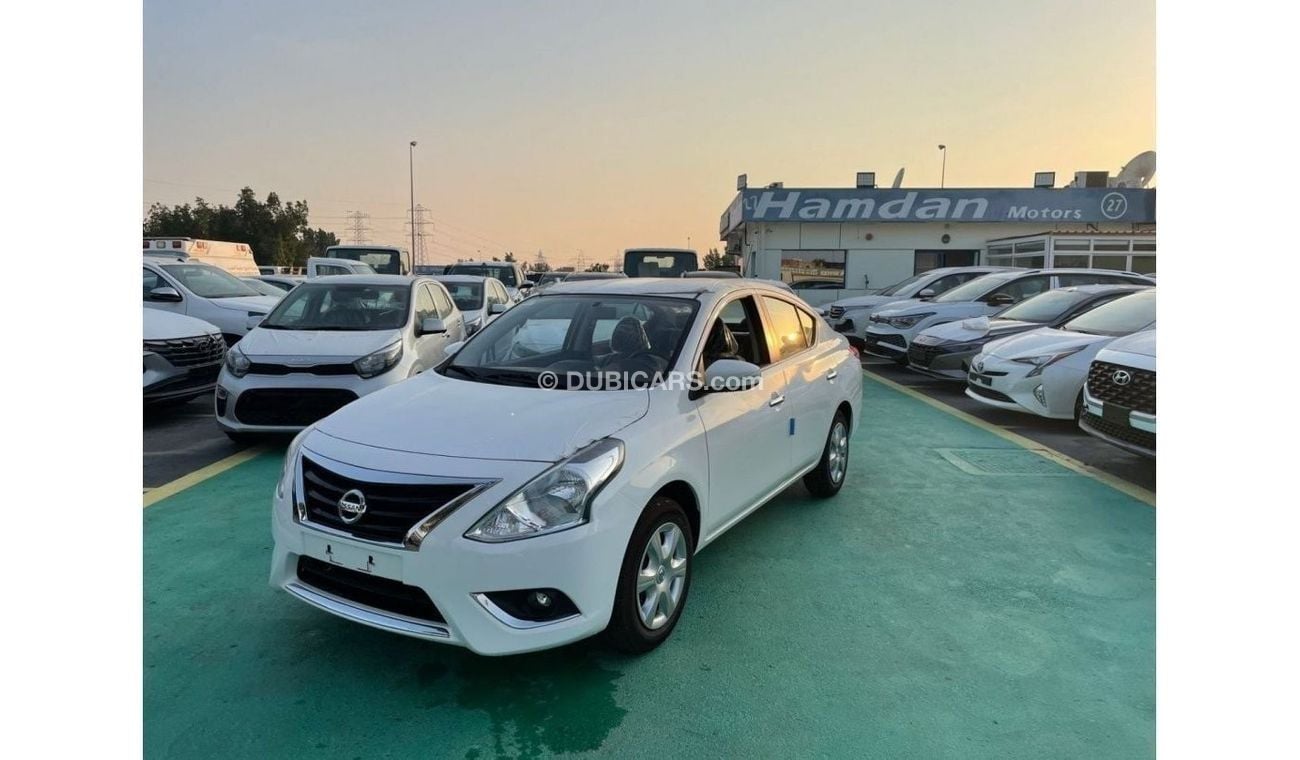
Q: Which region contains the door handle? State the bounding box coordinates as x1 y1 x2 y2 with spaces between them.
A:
768 394 785 407
827 370 838 380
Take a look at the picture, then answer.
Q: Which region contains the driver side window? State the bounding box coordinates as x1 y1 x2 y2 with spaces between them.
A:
415 285 437 324
987 275 1051 303
142 268 161 300
706 296 770 367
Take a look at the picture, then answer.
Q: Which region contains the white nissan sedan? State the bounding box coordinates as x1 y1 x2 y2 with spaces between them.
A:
270 279 861 655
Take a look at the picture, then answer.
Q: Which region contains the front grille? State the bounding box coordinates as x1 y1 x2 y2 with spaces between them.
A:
296 555 445 622
248 362 356 376
300 456 477 544
828 306 845 319
1086 361 1156 414
144 333 226 367
867 333 906 349
233 388 357 426
967 383 1015 404
1081 412 1156 453
908 342 942 368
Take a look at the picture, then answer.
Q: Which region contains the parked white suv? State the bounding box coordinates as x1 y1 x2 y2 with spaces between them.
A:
862 269 1155 361
1079 330 1156 457
143 257 281 345
824 266 1008 346
217 276 465 439
270 279 861 655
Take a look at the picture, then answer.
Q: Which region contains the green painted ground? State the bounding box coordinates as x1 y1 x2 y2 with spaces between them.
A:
144 376 1155 759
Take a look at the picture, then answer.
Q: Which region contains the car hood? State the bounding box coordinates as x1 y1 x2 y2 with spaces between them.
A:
917 318 1039 343
209 295 282 314
236 328 403 359
985 327 1112 359
314 372 650 463
831 294 916 310
1098 329 1156 358
876 300 987 319
143 309 220 340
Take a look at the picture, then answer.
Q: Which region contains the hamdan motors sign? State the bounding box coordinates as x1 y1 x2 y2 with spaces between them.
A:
723 187 1155 232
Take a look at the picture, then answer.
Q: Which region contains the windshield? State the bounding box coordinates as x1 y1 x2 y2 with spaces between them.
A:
260 283 411 331
876 273 927 296
447 264 518 288
326 248 403 275
934 272 1015 303
1063 290 1156 336
996 289 1091 323
241 278 286 297
440 281 484 311
442 294 698 389
623 252 697 278
160 264 260 298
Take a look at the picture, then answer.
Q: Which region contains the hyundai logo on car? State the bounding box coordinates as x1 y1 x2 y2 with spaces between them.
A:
1112 370 1133 386
337 489 367 524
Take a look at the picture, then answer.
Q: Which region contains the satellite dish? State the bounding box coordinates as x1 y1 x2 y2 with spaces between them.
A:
1112 150 1156 188
891 168 905 189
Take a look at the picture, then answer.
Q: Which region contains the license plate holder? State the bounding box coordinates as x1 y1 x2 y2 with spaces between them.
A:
303 534 402 579
1102 401 1131 425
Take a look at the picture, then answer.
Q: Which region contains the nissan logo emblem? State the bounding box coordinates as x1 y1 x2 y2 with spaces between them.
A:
1111 370 1132 386
337 489 367 524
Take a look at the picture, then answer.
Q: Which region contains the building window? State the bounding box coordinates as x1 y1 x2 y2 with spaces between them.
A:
1130 255 1156 274
987 255 1012 266
1092 255 1129 271
1014 255 1045 268
780 250 845 287
1053 254 1090 268
1093 240 1131 252
988 244 1013 257
1014 239 1046 253
1133 242 1157 252
914 250 977 274
1054 240 1091 251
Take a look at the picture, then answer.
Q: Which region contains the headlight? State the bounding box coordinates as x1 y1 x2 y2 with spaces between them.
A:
1011 346 1085 377
277 427 312 505
466 438 625 542
354 340 403 378
225 346 250 377
887 312 935 328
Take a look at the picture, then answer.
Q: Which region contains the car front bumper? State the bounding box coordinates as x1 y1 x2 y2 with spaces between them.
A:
906 342 979 382
144 354 222 403
216 363 409 434
1078 385 1156 457
861 326 911 358
964 355 1081 420
269 445 633 656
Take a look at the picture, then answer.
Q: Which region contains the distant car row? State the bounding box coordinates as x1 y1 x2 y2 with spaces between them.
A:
823 266 1156 458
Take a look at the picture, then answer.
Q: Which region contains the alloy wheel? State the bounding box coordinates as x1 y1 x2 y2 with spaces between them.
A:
636 522 689 630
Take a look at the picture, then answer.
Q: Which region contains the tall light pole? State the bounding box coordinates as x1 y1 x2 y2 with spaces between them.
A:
938 144 947 188
408 141 418 263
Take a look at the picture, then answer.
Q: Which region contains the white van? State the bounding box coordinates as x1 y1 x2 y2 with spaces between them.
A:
144 238 260 276
306 257 378 277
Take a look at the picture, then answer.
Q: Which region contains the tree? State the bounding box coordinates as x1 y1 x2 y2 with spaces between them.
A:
587 262 610 272
142 187 338 268
703 247 728 270
504 251 516 262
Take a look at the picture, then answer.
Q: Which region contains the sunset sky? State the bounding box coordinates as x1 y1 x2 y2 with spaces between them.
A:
144 0 1155 269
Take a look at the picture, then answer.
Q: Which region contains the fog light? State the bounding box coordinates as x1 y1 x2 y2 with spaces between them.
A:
482 588 579 624
530 591 552 609
1033 384 1046 406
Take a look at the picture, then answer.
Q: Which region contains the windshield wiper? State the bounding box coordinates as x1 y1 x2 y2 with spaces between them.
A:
442 365 481 380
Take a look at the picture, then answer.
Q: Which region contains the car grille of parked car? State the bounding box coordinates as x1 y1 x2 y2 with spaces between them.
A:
1080 411 1156 453
296 555 445 623
299 456 479 544
233 388 358 427
828 305 845 319
143 334 226 367
908 343 942 367
247 362 356 376
866 333 907 349
966 383 1016 404
1086 361 1156 414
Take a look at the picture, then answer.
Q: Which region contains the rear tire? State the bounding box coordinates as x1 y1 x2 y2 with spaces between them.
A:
804 410 850 498
606 496 694 655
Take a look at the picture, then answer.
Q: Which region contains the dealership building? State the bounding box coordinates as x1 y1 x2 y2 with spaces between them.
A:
718 176 1156 305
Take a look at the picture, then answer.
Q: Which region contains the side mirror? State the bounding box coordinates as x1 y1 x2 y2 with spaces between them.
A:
519 280 535 290
148 286 182 303
703 359 762 393
917 288 936 300
490 302 508 314
245 313 266 330
419 317 447 335
444 340 466 357
986 293 1014 307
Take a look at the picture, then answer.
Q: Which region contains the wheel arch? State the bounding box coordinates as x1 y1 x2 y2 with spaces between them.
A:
651 480 701 549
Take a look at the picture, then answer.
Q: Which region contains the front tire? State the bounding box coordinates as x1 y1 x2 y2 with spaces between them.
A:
804 410 850 498
606 496 694 654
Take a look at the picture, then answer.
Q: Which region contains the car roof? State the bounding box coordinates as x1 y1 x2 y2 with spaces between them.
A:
433 274 497 283
542 276 795 298
1056 283 1151 295
303 274 423 286
447 260 517 267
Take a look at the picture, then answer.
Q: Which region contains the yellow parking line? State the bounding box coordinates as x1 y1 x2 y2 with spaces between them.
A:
862 371 1156 508
143 446 268 508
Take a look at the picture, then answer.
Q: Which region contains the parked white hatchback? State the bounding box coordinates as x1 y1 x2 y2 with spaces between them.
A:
270 279 861 655
432 274 513 337
966 289 1156 419
217 275 464 439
